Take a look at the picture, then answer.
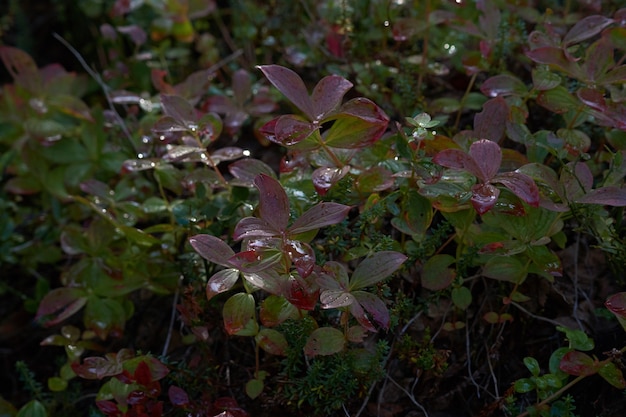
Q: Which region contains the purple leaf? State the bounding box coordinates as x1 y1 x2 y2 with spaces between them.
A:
577 88 607 111
35 287 88 326
471 183 500 214
254 174 290 232
160 94 199 129
605 292 626 318
526 47 582 78
563 15 614 47
229 158 277 185
189 234 235 267
320 290 355 309
349 301 376 332
562 162 594 201
228 246 282 273
284 240 316 278
233 217 278 240
232 69 252 106
168 385 190 407
243 270 286 296
559 351 598 376
206 268 240 301
274 114 317 146
311 75 353 120
575 187 626 206
353 291 390 330
318 261 350 290
433 148 483 180
284 273 319 311
469 139 502 181
493 171 540 206
257 65 314 119
312 166 351 196
289 202 351 235
480 74 527 97
473 97 508 142
350 251 407 290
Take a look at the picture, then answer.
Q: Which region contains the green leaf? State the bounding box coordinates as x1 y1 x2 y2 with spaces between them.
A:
304 327 345 357
350 251 407 290
513 378 535 393
421 254 456 291
524 357 541 377
245 378 264 399
259 295 299 327
482 256 527 284
48 376 68 392
16 400 46 417
255 328 288 356
223 293 258 336
598 362 626 389
557 326 594 351
451 286 472 310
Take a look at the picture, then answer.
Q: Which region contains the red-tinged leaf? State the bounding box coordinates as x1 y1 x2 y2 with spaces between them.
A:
289 202 351 235
117 24 147 46
134 361 152 386
211 147 245 164
257 65 314 119
312 165 351 195
575 187 626 206
255 328 288 356
259 295 298 327
577 87 607 111
48 95 94 121
72 355 123 379
480 74 527 97
605 292 626 318
583 35 614 82
493 172 540 206
242 270 286 296
350 251 407 290
349 300 376 332
483 256 527 284
473 98 508 143
599 64 626 84
320 290 355 309
356 166 395 193
525 47 582 78
304 327 345 357
471 183 500 215
310 75 353 120
598 362 626 389
563 15 614 47
229 159 276 185
323 98 389 148
561 161 594 201
318 261 350 290
160 94 198 129
151 69 175 94
168 385 190 407
559 351 598 376
433 149 483 180
274 114 317 146
35 287 88 327
189 234 235 267
228 247 282 274
469 139 502 181
96 400 120 416
0 45 40 91
223 293 258 336
421 254 456 291
254 174 290 232
206 268 240 300
347 325 368 343
233 217 279 240
353 291 390 330
285 273 319 310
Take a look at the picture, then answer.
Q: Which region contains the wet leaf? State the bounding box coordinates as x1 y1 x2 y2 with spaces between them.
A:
320 290 355 309
531 68 562 91
526 47 582 78
274 115 317 146
480 74 527 97
160 94 198 129
433 149 482 180
575 187 626 206
233 217 279 240
323 98 389 149
605 292 626 318
206 269 240 301
229 159 277 185
356 166 395 193
421 254 455 291
493 171 540 206
311 165 351 195
189 234 235 267
304 327 345 356
311 75 353 120
471 182 500 214
353 291 390 329
473 98 508 142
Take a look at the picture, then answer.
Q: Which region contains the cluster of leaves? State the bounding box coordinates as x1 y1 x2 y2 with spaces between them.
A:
2 1 626 417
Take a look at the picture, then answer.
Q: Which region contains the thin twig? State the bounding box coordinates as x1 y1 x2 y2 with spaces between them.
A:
510 301 563 327
387 375 430 417
162 276 182 357
53 33 136 153
466 321 481 398
572 232 584 330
